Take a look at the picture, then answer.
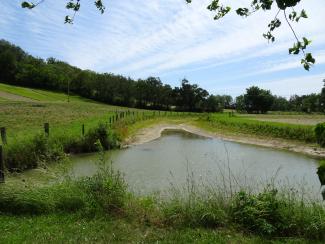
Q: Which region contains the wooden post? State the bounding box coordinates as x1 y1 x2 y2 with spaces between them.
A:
109 117 112 125
82 124 85 136
0 145 4 183
44 123 49 137
0 127 7 145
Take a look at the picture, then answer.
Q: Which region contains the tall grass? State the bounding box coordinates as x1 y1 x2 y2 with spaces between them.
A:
203 113 316 143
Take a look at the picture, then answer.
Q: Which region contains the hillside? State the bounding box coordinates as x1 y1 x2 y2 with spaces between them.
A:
0 82 128 142
0 82 90 102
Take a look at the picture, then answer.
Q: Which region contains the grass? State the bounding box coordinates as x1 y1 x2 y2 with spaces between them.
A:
0 214 277 243
196 113 316 143
0 82 89 102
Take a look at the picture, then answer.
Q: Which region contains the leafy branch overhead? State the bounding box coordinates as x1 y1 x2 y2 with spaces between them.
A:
187 0 315 71
21 0 105 24
21 0 315 70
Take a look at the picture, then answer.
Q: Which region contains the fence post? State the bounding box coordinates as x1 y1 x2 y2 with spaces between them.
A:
0 145 4 183
0 127 7 145
44 123 49 137
82 124 85 136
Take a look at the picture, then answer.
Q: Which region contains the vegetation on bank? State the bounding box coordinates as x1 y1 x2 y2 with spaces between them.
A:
0 155 324 243
1 105 199 171
201 113 316 143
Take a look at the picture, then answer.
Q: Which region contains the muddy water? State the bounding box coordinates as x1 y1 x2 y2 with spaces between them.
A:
70 130 322 198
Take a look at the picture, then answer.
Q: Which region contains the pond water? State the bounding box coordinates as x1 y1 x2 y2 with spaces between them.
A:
70 129 323 198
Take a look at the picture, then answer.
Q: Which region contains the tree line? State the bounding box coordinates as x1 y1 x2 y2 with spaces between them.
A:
0 39 231 112
1 39 323 114
236 85 325 114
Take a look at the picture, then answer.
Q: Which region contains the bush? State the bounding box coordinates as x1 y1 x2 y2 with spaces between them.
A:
231 189 282 235
4 134 65 171
230 189 325 239
315 122 325 146
3 123 121 171
317 160 325 185
64 123 120 153
78 164 128 214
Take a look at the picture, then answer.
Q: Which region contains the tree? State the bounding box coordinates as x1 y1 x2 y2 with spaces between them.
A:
242 86 274 114
20 0 315 70
205 95 223 112
320 79 325 113
235 95 245 112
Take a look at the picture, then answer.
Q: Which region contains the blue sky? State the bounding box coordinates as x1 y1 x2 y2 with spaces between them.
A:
1 0 325 98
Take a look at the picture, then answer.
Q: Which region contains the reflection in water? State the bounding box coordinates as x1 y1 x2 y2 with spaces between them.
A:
70 129 323 199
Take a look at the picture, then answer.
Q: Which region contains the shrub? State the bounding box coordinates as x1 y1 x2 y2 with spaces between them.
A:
317 160 325 185
64 123 120 153
4 134 65 171
315 122 325 146
3 123 121 171
78 166 128 214
231 189 282 236
231 189 325 239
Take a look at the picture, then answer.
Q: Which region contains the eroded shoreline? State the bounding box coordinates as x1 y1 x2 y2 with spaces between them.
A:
125 122 325 159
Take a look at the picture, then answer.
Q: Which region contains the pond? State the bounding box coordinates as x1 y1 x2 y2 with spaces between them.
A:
70 129 323 199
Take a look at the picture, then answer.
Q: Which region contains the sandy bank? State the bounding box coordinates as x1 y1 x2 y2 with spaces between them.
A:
124 123 325 159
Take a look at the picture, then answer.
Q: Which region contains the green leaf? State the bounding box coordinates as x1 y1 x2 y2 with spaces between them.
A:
21 1 35 9
64 15 73 24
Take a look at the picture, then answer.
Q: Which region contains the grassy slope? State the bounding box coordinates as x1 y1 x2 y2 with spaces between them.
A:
0 83 131 143
0 82 88 102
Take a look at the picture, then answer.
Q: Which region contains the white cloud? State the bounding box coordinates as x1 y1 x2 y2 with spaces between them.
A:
1 0 324 96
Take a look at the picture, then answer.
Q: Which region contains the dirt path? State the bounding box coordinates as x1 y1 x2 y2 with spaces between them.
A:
0 91 35 102
125 122 325 159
